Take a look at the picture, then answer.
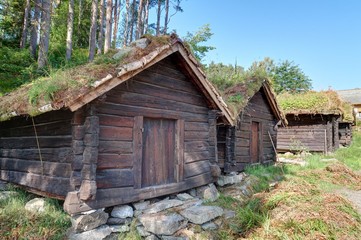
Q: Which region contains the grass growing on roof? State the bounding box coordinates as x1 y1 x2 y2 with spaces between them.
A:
277 90 353 117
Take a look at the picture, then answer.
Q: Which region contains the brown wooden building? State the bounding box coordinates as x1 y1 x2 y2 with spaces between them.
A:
277 113 341 153
277 91 354 153
0 37 234 214
217 80 285 172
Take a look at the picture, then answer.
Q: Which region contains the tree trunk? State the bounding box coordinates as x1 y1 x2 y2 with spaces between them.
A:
97 0 105 54
112 0 120 48
156 0 161 36
123 0 130 46
129 0 136 42
143 0 149 35
20 0 31 48
163 0 169 34
66 0 74 60
135 0 143 39
77 0 83 33
104 0 112 53
37 0 52 69
29 0 41 58
88 0 98 62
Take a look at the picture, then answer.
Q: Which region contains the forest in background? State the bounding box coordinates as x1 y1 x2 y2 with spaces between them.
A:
0 0 312 97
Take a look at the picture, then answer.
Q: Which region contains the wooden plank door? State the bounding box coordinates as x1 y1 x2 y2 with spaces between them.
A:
141 118 176 188
251 121 260 163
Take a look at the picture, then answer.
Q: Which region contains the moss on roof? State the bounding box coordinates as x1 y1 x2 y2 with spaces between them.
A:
0 35 177 121
277 90 354 122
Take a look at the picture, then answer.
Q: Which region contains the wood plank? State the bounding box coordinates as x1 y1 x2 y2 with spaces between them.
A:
98 114 134 127
0 158 72 178
184 160 210 178
185 141 209 152
184 131 209 141
99 126 133 141
0 119 72 137
0 148 72 163
135 70 202 96
133 116 143 189
0 170 70 197
106 91 208 115
0 136 72 149
184 151 210 163
97 154 133 170
96 169 134 188
175 119 185 182
123 80 207 107
64 172 213 214
97 102 209 122
98 140 133 154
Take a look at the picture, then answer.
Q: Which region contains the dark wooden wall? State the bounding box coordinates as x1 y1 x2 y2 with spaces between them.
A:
277 114 340 153
64 55 217 213
220 88 278 172
339 122 352 147
0 110 74 198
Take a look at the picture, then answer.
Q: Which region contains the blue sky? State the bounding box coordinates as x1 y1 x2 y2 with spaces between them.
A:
164 0 361 91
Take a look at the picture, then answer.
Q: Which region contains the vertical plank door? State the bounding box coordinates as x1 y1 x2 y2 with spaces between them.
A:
251 121 259 163
141 118 176 188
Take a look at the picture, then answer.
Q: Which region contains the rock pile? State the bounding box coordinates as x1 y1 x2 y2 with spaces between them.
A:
67 171 259 240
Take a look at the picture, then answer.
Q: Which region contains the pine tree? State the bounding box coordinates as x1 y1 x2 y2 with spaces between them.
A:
20 0 31 48
88 0 98 61
37 0 52 69
97 0 105 54
66 0 74 60
29 0 41 58
104 0 112 53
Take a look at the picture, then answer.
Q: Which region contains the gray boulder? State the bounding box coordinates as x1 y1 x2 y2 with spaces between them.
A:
71 210 109 233
180 206 223 224
69 225 112 240
25 198 46 213
139 212 188 235
143 199 183 214
196 184 219 202
111 205 134 218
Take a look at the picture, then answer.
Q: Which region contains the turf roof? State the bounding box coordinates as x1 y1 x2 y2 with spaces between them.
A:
277 90 354 122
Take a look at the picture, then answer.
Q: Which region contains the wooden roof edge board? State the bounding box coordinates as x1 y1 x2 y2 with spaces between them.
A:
261 80 288 126
175 44 236 126
68 44 177 112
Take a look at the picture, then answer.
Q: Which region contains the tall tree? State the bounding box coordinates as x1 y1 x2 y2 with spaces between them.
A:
184 24 215 62
104 0 112 53
20 0 31 48
272 60 312 94
129 0 136 42
77 0 83 34
88 0 98 61
97 0 105 54
123 0 130 46
163 0 169 34
156 0 161 35
66 0 74 60
112 0 120 48
142 0 150 35
135 0 144 39
29 0 41 58
37 0 52 69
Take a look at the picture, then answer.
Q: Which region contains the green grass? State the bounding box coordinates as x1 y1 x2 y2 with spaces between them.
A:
334 132 361 170
0 186 71 240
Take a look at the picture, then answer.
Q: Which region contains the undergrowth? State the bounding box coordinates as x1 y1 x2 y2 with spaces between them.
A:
0 186 71 240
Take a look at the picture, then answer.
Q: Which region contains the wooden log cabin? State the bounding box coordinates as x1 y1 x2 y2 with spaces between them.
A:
217 80 285 172
0 36 235 214
277 113 341 153
276 90 353 153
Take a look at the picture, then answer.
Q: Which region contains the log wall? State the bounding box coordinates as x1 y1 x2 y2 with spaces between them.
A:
277 114 340 153
339 122 352 147
222 88 278 172
65 55 217 213
0 110 74 198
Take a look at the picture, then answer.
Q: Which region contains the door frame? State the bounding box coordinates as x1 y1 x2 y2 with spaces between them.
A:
250 121 263 163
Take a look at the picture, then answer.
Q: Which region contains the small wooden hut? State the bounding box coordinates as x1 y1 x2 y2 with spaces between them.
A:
277 90 353 153
217 80 285 172
0 36 234 214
